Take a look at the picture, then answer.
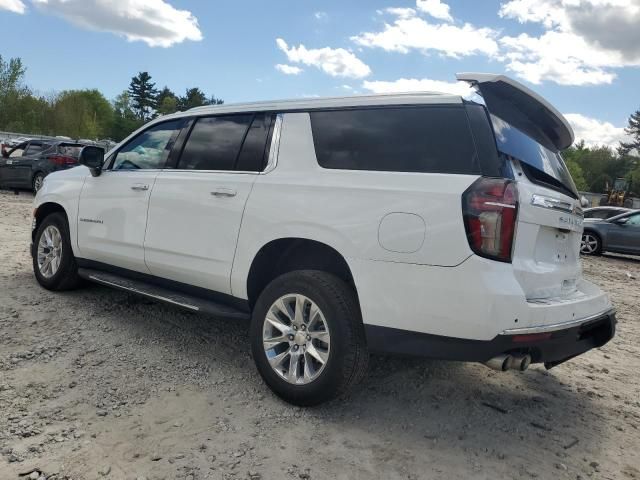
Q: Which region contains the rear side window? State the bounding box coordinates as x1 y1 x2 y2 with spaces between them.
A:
178 115 252 171
309 106 478 174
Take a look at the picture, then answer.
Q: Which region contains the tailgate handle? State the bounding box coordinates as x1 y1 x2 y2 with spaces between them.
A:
531 194 575 214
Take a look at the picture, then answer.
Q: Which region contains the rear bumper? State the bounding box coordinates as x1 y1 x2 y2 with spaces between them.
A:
365 308 616 367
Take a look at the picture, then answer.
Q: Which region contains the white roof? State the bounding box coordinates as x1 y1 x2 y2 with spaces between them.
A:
179 91 462 117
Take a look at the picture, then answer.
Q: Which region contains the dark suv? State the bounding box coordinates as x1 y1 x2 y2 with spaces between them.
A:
0 139 94 193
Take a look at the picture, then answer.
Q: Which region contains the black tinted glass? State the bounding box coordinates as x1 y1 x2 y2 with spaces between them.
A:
25 143 44 156
236 114 274 172
310 106 478 174
178 115 252 171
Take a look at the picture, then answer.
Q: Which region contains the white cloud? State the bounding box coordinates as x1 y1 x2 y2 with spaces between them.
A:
276 38 371 79
0 0 25 13
362 77 472 96
314 11 328 21
565 113 630 148
416 0 453 22
32 0 202 47
275 64 303 75
499 0 640 85
351 8 499 58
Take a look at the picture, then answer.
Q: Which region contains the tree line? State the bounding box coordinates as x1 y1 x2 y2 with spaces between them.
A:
1 53 639 195
0 54 222 142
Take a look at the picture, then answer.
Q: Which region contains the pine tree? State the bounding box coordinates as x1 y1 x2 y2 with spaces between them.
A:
128 72 158 121
619 108 640 155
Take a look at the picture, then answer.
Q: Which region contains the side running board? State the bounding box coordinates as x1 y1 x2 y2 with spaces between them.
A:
77 268 250 320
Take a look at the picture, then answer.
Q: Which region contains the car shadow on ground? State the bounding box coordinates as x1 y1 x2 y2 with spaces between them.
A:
601 253 640 265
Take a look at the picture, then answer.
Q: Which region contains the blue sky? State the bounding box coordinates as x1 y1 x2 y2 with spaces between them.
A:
1 0 639 147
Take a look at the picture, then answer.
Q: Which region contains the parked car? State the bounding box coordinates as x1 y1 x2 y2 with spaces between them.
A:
584 206 632 220
0 139 90 193
30 73 615 405
581 210 640 255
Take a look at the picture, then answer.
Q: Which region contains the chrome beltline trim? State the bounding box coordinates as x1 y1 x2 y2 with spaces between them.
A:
500 307 615 335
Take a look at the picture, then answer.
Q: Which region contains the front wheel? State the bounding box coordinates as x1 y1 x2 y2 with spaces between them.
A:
250 270 368 406
581 232 602 255
33 212 82 290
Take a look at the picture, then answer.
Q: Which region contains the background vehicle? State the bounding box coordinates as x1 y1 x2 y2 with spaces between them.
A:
30 73 615 405
600 178 636 208
0 139 92 193
581 210 640 255
584 206 632 220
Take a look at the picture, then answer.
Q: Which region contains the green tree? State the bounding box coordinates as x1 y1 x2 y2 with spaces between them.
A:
50 89 114 139
565 158 587 191
156 86 179 115
619 108 640 155
110 90 144 141
128 72 158 120
178 87 207 110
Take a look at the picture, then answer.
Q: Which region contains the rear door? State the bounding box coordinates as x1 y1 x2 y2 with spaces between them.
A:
459 73 584 301
144 112 274 294
14 141 46 187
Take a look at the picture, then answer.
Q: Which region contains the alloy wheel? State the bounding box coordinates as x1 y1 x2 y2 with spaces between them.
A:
581 234 599 254
262 294 331 385
37 225 63 278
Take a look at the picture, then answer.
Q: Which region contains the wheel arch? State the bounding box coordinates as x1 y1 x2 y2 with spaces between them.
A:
245 238 357 309
32 202 68 243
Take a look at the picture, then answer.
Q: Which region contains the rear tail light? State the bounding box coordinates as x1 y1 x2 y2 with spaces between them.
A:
462 177 519 262
49 155 77 166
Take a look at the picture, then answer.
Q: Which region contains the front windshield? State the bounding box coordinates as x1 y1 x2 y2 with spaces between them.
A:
491 114 578 198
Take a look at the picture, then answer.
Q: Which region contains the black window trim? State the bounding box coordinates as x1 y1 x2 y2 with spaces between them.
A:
169 111 277 174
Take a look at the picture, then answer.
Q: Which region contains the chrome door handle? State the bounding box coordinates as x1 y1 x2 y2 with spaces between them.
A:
211 188 237 198
131 184 149 191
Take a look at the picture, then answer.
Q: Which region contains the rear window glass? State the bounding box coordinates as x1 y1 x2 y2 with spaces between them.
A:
309 106 478 174
491 115 578 198
58 144 83 158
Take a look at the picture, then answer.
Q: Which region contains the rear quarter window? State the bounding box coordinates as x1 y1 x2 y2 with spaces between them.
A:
309 106 479 174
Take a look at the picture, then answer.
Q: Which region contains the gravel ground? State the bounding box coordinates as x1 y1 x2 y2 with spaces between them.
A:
0 189 639 480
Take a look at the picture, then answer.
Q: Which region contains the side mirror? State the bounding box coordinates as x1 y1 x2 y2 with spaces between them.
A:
79 146 104 177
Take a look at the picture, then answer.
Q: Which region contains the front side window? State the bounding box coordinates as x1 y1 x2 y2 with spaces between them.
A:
177 115 253 171
624 213 640 226
112 119 183 170
309 106 478 174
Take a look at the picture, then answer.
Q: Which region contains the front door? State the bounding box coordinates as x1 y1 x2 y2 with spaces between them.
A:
144 113 274 294
76 119 184 273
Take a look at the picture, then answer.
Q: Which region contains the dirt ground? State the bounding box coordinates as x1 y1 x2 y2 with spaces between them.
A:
0 189 639 480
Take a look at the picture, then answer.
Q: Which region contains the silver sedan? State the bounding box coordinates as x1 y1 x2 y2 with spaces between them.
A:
581 210 640 255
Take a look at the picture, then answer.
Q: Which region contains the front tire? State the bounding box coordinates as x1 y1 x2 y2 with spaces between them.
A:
581 232 602 255
250 270 368 406
32 172 45 194
33 212 82 290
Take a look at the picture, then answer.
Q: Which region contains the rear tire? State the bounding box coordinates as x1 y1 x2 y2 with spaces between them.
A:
33 212 82 290
250 270 368 406
32 172 45 194
581 232 602 256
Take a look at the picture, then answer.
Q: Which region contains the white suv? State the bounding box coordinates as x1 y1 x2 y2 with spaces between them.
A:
31 73 615 405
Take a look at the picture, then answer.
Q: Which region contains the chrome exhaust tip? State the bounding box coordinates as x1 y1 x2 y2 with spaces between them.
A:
509 354 531 371
484 353 531 372
484 354 511 371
